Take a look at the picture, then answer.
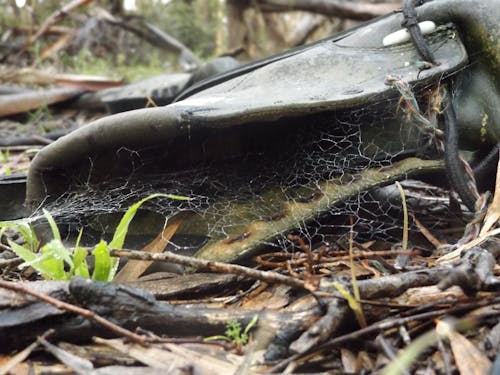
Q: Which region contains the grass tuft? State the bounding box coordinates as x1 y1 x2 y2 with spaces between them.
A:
0 193 191 281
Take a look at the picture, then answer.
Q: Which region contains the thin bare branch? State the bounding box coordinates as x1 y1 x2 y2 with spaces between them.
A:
257 0 400 21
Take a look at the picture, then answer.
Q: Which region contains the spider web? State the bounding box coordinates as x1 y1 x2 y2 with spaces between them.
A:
34 82 458 260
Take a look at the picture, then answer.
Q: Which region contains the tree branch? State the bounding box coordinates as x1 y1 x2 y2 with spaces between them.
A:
257 0 400 21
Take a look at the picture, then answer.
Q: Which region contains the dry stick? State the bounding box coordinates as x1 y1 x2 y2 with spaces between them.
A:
103 15 200 68
0 242 23 270
269 295 500 373
287 234 315 275
109 248 429 305
0 257 23 268
411 213 444 249
0 280 148 346
0 146 42 151
0 242 15 252
109 248 307 290
257 0 399 21
256 249 416 268
0 330 54 375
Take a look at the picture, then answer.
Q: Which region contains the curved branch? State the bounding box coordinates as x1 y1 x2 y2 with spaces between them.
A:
257 0 400 21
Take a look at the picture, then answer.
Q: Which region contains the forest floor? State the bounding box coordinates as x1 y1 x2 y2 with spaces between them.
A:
1 2 499 374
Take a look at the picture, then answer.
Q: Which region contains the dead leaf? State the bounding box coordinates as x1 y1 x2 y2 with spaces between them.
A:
242 290 289 310
480 150 500 236
340 348 357 373
437 227 500 265
113 212 188 282
96 338 238 375
95 338 189 370
448 330 492 375
38 337 94 374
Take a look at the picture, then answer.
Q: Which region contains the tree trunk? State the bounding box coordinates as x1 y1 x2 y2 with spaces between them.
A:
226 0 251 59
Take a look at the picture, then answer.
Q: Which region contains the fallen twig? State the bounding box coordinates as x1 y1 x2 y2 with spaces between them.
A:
110 248 307 290
269 296 500 372
0 330 54 375
16 0 96 58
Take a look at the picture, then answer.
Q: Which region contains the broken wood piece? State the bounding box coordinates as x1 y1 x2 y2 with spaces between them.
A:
0 277 321 353
0 87 85 118
438 243 500 296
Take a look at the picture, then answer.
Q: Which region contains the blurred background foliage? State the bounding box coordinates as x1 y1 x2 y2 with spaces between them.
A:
0 0 399 80
1 0 225 79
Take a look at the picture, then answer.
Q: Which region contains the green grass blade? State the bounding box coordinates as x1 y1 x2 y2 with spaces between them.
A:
24 243 64 280
348 224 366 327
9 237 69 280
8 240 37 264
382 330 437 375
42 238 73 269
243 315 259 336
30 254 66 280
92 240 112 281
73 247 90 278
72 229 90 278
38 239 72 279
109 193 191 249
332 281 367 328
42 209 62 242
0 220 39 252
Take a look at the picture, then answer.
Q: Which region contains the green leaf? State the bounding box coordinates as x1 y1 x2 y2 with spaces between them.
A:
44 238 73 269
243 315 259 336
92 240 113 281
109 193 191 249
28 240 67 280
1 194 191 282
72 229 90 278
36 239 72 280
43 209 62 242
225 320 242 341
30 254 66 280
160 194 192 201
204 316 257 345
0 220 39 252
9 237 69 280
332 282 367 328
8 240 37 264
203 335 231 342
73 247 90 278
382 330 438 375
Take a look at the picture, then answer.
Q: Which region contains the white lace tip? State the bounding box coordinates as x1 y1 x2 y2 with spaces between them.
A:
382 21 437 47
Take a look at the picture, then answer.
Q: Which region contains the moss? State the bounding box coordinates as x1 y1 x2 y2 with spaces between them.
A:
465 22 500 85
